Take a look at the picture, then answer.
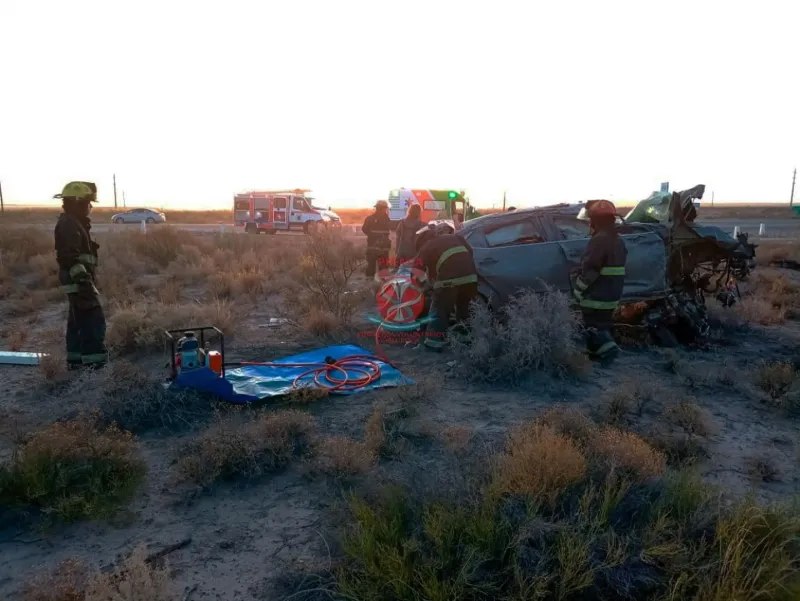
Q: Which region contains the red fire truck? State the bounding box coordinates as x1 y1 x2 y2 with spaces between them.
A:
232 189 342 234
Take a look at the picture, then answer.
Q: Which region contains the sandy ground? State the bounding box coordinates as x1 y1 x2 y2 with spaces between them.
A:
1 241 799 599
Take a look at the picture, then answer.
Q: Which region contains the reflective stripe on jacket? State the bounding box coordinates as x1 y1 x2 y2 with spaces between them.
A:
416 233 478 289
573 229 627 311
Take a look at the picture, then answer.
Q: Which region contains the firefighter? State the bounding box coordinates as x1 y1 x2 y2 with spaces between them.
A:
361 200 392 278
413 222 478 351
394 203 425 265
571 199 627 363
54 181 108 370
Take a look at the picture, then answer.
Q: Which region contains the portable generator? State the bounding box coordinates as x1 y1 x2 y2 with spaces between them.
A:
165 326 225 380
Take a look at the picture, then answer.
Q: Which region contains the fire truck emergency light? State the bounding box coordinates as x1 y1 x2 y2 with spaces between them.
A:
447 191 458 199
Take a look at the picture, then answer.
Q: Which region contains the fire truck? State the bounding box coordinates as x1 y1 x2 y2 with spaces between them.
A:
232 189 342 234
387 189 481 229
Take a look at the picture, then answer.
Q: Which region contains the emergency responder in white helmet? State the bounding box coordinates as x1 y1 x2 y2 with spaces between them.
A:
571 199 627 363
361 200 392 278
413 221 478 351
53 181 108 370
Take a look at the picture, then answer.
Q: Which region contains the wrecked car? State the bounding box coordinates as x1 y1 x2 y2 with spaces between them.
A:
458 185 755 346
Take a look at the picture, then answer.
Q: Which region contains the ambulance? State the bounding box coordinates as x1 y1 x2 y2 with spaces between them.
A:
232 189 342 234
387 188 480 229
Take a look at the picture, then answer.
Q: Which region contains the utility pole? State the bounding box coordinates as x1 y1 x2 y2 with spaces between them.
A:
791 168 797 207
502 190 507 211
123 191 127 207
113 173 118 208
711 191 715 207
0 181 4 213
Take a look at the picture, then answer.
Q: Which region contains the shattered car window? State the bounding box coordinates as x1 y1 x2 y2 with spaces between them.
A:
552 215 590 240
485 218 546 247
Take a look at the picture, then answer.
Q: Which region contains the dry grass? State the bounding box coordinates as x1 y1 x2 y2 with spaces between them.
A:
597 379 657 425
588 427 666 483
0 414 145 522
747 453 782 483
490 422 587 505
451 287 588 382
536 405 598 447
663 397 716 438
441 425 472 452
176 410 316 487
755 360 797 401
22 545 174 601
314 437 377 477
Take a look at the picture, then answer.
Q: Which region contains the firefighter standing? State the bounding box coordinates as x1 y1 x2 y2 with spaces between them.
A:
571 199 627 363
413 222 478 351
361 200 392 278
54 181 108 370
394 203 425 265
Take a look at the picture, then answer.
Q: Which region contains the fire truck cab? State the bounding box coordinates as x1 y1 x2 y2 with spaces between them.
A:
387 189 480 230
233 189 341 234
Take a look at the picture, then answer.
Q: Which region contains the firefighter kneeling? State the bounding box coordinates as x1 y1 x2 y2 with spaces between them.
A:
412 221 478 351
571 199 627 363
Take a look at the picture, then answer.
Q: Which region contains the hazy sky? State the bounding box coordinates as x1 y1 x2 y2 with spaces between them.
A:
1 0 798 209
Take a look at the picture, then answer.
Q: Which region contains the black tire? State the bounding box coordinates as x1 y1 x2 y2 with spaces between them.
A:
146 217 155 224
245 223 257 234
114 218 124 224
304 221 316 235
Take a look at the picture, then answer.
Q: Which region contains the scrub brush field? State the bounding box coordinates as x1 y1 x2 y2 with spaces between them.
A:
0 225 799 601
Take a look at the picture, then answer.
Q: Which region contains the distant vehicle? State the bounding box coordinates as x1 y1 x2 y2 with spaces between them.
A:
111 208 166 224
387 188 481 230
233 189 342 234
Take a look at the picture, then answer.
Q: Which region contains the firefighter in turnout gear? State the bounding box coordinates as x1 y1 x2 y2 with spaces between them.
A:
413 222 479 351
571 199 627 363
361 200 392 278
54 181 108 370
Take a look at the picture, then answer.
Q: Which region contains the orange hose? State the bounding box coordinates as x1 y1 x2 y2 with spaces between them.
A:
239 354 384 392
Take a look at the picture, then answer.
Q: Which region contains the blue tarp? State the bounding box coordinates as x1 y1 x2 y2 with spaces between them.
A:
171 344 414 404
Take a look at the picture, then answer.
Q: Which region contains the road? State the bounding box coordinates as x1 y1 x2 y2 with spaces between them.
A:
8 219 800 238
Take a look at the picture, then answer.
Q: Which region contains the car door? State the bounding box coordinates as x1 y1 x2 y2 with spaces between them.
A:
466 214 569 306
544 213 668 301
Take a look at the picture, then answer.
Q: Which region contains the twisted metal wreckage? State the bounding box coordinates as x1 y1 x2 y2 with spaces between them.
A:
456 184 758 348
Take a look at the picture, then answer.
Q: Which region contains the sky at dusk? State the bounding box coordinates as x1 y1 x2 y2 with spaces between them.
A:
1 0 798 210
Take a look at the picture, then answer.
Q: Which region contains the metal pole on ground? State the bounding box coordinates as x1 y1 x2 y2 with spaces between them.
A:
113 174 118 208
141 220 147 233
0 180 4 213
759 223 766 236
733 226 740 237
791 168 796 207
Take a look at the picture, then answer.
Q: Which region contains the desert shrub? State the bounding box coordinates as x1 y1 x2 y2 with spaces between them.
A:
450 287 585 383
755 360 796 400
315 437 377 477
441 425 472 452
663 397 715 438
23 545 175 601
588 427 666 483
0 415 145 522
490 422 586 505
106 299 236 353
176 410 316 487
0 226 53 271
598 379 657 425
84 360 211 433
537 405 598 446
296 229 364 326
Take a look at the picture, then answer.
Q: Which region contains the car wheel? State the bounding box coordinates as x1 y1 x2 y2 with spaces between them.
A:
114 218 124 224
146 217 155 224
303 221 314 235
245 224 257 234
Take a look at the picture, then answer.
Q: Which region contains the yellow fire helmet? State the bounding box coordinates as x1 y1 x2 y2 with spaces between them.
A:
53 181 98 201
